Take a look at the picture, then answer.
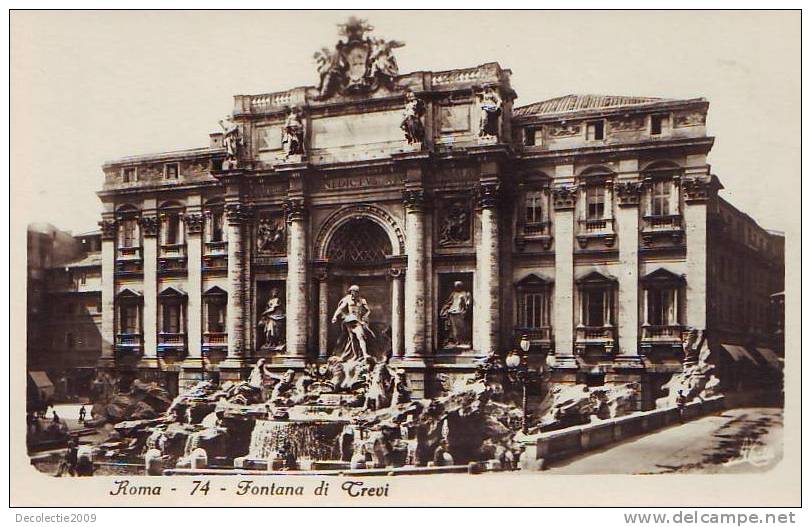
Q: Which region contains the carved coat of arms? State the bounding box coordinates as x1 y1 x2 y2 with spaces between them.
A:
314 17 404 100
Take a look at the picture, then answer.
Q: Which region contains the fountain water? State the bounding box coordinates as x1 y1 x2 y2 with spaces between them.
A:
247 419 348 461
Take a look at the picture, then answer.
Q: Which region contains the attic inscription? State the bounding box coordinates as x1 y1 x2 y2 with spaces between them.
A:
319 172 402 191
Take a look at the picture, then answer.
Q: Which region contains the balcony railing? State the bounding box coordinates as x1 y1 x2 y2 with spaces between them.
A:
513 327 552 345
643 214 683 231
158 257 187 274
641 324 683 341
576 326 615 341
204 240 228 255
160 243 186 257
158 332 187 346
575 325 616 355
578 218 614 234
524 221 551 235
203 332 228 345
116 333 143 346
117 246 142 261
202 254 228 271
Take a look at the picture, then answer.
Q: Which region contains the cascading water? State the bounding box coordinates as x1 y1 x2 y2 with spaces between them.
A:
247 419 347 461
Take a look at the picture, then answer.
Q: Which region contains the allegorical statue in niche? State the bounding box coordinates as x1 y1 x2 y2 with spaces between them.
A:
438 201 471 246
282 107 306 159
259 289 286 349
256 217 285 254
400 90 425 144
218 117 243 169
477 86 503 138
331 284 375 362
440 281 473 347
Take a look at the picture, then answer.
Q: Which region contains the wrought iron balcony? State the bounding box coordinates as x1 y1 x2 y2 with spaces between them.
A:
158 257 188 274
641 324 682 341
203 332 228 345
204 240 228 255
115 333 143 362
202 254 228 272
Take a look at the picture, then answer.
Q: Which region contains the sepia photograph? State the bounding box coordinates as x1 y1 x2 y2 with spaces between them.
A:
9 8 801 508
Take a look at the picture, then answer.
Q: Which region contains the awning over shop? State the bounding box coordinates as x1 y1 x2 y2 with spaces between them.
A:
754 347 782 370
28 371 54 399
721 344 759 366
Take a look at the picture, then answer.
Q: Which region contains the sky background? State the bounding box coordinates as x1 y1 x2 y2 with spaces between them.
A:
11 10 800 234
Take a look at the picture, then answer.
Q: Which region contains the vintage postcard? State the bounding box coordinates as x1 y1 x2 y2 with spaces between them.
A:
9 9 801 508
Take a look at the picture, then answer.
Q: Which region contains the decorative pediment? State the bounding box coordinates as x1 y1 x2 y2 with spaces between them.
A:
641 267 686 285
515 273 553 288
116 287 143 299
575 270 618 286
158 286 187 298
202 285 228 297
313 17 404 100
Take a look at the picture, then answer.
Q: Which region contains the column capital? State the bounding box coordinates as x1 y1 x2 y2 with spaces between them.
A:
313 259 329 281
402 188 426 212
183 213 205 234
139 215 159 237
99 219 117 240
552 185 578 211
283 197 307 223
682 176 721 203
476 181 501 209
614 180 644 207
225 202 254 224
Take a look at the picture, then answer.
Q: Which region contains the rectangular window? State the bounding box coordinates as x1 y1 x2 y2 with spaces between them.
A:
207 302 226 333
209 210 225 242
122 167 137 183
164 214 180 245
120 305 139 333
648 288 676 325
651 180 671 216
121 219 137 248
525 191 544 227
582 289 606 326
523 128 535 146
162 303 181 334
522 292 546 328
586 186 605 219
165 163 179 179
651 114 669 135
586 120 605 141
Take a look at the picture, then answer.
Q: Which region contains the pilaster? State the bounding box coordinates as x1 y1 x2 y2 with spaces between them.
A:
184 206 204 360
551 183 578 370
140 212 159 360
615 174 643 360
99 217 116 362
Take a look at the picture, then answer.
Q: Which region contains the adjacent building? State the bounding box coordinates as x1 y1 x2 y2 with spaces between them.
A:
91 20 783 405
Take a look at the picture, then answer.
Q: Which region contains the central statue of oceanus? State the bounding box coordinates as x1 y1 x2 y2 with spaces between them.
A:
331 284 375 362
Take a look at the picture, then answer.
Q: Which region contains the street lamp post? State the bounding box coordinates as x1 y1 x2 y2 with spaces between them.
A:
505 334 535 434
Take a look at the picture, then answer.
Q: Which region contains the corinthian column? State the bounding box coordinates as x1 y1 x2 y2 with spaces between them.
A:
403 189 426 357
284 198 309 359
225 203 250 359
473 182 501 355
314 263 329 358
552 185 578 368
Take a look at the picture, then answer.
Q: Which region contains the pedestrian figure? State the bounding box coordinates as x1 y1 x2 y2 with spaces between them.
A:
78 405 87 423
676 390 687 422
52 411 60 424
56 440 78 477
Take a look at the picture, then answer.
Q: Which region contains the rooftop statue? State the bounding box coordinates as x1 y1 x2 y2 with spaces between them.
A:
314 17 404 100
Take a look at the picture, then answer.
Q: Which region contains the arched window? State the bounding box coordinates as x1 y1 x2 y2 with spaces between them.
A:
326 219 392 265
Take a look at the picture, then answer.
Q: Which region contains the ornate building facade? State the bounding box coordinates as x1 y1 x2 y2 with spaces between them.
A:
95 20 783 406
